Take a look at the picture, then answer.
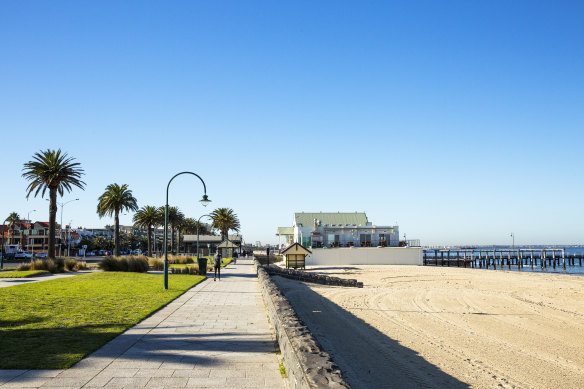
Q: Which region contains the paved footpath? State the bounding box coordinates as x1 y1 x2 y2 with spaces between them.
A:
0 258 288 388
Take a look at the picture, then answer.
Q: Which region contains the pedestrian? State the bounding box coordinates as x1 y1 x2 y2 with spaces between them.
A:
214 250 222 281
233 250 238 264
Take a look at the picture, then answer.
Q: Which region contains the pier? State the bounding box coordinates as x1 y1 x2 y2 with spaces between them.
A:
423 248 584 271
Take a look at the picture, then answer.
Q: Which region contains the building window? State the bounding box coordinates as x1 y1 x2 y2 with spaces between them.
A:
360 234 371 247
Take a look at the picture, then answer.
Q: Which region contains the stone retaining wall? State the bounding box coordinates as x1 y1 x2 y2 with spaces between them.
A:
266 265 364 288
255 261 350 389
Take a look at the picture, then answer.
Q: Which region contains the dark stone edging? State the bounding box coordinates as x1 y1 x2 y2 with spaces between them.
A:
266 266 363 288
255 260 351 389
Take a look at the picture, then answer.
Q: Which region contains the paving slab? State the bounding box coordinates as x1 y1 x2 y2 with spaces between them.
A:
1 259 287 388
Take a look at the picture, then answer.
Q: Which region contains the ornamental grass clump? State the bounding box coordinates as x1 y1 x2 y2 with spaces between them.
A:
148 257 164 270
17 258 67 273
167 255 194 264
170 266 199 275
64 258 88 272
99 256 148 272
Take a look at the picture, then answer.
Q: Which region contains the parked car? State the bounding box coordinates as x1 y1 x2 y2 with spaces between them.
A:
22 251 33 259
35 252 48 258
14 251 26 259
85 251 96 256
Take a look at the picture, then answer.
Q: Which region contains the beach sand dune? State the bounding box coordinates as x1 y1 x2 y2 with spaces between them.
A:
272 266 584 389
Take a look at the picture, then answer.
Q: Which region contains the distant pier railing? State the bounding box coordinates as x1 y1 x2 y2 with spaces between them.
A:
423 248 584 270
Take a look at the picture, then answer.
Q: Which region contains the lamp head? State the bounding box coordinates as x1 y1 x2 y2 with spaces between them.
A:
200 194 211 207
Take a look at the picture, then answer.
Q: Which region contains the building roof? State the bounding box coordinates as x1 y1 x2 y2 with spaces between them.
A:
294 212 368 227
183 234 242 243
277 227 294 235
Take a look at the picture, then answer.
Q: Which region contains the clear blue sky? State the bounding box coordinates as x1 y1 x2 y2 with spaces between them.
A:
1 1 583 246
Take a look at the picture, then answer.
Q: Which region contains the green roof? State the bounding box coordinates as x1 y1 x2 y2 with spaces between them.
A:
277 227 294 235
294 212 368 227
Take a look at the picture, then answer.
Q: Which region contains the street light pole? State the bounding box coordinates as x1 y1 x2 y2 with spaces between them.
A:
164 171 211 290
510 233 515 250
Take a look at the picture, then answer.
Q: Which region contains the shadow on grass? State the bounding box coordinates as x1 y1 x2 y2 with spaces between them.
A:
0 324 126 369
272 276 469 389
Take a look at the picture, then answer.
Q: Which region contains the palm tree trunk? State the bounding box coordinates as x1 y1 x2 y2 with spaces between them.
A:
147 226 152 258
48 189 57 259
114 210 120 256
177 228 181 254
171 227 175 254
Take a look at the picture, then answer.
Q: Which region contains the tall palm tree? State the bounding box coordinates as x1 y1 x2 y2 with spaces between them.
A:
133 205 161 257
97 184 138 256
22 149 85 259
5 212 21 245
210 208 240 242
167 207 184 254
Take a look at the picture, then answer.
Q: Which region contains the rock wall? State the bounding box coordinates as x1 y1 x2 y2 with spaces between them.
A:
266 265 363 288
255 261 351 389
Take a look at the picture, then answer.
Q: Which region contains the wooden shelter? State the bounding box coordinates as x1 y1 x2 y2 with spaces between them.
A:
281 242 311 269
218 239 239 258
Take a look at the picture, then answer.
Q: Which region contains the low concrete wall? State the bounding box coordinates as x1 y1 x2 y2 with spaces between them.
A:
308 247 422 266
255 261 350 389
267 265 363 288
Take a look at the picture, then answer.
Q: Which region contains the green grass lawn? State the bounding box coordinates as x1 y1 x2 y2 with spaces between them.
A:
0 272 204 369
0 270 49 278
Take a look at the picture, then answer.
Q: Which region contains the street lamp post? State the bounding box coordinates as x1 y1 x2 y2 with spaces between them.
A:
164 172 210 290
510 233 515 250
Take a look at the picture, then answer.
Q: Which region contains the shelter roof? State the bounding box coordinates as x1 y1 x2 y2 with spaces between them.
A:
277 227 294 235
280 242 312 255
218 240 239 248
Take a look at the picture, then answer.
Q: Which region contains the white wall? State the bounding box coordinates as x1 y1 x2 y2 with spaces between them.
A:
307 247 422 266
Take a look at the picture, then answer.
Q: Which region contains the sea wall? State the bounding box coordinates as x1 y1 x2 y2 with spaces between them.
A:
308 247 422 266
255 261 350 389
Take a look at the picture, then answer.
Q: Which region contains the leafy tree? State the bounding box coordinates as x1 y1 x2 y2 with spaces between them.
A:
4 212 21 246
97 184 138 256
22 149 85 259
210 208 240 242
133 205 161 257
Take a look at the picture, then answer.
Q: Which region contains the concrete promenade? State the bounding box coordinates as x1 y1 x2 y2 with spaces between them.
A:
0 258 288 388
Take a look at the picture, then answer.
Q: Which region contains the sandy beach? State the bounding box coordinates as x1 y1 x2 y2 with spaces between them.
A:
272 265 584 389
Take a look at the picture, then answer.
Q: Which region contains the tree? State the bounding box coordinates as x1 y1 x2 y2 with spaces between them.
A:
210 208 240 242
22 149 85 259
97 184 138 256
133 205 161 257
182 218 211 236
166 206 184 254
5 212 21 245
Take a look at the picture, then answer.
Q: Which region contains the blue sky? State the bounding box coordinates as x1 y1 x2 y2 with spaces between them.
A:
1 1 582 246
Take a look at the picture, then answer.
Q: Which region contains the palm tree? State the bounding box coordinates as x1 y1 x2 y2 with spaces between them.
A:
97 184 138 256
5 212 21 245
210 208 240 242
167 207 184 254
22 149 85 259
133 205 161 257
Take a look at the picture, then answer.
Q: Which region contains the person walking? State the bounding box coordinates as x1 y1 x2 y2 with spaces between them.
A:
214 250 222 281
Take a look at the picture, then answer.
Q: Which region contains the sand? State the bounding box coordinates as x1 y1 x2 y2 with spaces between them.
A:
271 265 584 389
